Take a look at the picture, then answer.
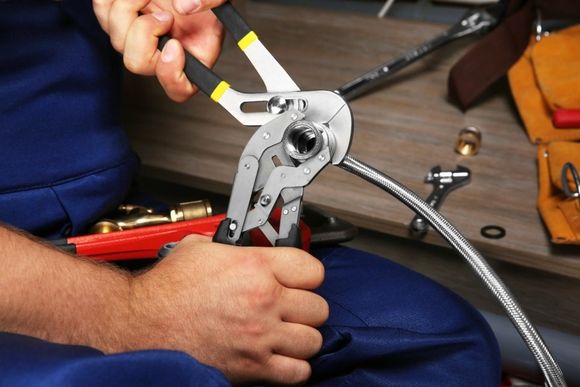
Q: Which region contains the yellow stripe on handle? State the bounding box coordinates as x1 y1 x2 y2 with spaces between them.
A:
210 81 230 102
238 31 258 51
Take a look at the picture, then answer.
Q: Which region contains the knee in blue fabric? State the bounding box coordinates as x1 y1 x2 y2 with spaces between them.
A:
309 246 501 387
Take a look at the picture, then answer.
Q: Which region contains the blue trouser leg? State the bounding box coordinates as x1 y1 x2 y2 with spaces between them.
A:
0 247 500 386
310 246 501 386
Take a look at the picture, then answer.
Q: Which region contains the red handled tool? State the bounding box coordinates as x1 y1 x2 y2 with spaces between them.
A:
53 212 311 261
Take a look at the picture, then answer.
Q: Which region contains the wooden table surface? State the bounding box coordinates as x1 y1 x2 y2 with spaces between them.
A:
123 2 580 278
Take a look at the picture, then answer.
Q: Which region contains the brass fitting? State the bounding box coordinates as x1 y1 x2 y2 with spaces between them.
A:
90 200 212 234
455 126 482 157
170 200 213 222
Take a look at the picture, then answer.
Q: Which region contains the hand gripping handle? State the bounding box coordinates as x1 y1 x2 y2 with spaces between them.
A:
156 2 249 100
158 1 298 103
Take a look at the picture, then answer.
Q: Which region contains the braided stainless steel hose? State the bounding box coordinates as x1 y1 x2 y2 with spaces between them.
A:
339 155 566 387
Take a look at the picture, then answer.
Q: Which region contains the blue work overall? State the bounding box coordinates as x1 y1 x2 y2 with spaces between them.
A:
0 1 501 385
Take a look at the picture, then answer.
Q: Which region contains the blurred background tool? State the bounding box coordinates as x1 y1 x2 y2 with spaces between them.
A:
337 3 503 101
409 166 471 238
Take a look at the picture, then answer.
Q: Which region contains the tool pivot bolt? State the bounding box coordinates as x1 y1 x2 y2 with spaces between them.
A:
259 194 272 206
267 96 288 114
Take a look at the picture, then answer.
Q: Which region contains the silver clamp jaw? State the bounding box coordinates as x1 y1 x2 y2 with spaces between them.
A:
214 91 353 247
157 1 353 247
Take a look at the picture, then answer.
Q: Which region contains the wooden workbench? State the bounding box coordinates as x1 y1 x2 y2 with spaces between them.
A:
123 2 580 279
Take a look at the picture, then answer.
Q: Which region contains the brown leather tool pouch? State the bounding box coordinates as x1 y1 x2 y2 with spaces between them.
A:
508 25 580 144
537 141 580 244
448 0 580 110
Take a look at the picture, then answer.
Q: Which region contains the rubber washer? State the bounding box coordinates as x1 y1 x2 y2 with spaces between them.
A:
480 225 506 239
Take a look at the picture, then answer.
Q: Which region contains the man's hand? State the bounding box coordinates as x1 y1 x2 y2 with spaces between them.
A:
92 0 226 102
128 235 329 385
0 226 327 385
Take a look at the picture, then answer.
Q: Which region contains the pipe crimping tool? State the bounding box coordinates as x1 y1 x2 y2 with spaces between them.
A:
156 3 354 248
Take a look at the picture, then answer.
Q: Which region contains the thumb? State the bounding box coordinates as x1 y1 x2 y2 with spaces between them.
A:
173 0 227 15
268 248 325 290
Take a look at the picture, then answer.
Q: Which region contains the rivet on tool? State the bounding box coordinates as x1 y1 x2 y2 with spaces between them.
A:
267 96 288 114
263 132 271 140
283 209 289 215
304 167 311 175
291 113 298 121
259 194 271 206
318 154 326 162
291 206 297 212
244 163 251 170
228 221 237 231
455 127 482 156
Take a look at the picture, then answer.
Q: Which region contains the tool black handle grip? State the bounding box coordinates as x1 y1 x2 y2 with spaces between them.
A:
157 36 223 98
213 2 252 43
156 1 252 98
213 218 237 245
275 224 302 248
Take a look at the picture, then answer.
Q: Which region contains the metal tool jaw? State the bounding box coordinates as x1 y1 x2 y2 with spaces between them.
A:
426 165 470 186
214 90 353 247
409 165 471 237
164 1 354 247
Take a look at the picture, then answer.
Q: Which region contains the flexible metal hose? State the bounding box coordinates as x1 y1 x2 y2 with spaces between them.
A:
339 155 566 387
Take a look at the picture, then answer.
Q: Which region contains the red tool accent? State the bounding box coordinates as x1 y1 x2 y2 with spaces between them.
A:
61 213 311 261
552 109 580 129
250 215 311 252
67 215 225 261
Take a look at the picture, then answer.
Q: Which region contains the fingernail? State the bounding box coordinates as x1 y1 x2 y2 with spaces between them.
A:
152 11 172 22
161 40 178 63
176 0 201 14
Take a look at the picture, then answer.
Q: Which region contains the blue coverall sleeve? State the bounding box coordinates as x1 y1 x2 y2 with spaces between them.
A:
0 333 230 387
